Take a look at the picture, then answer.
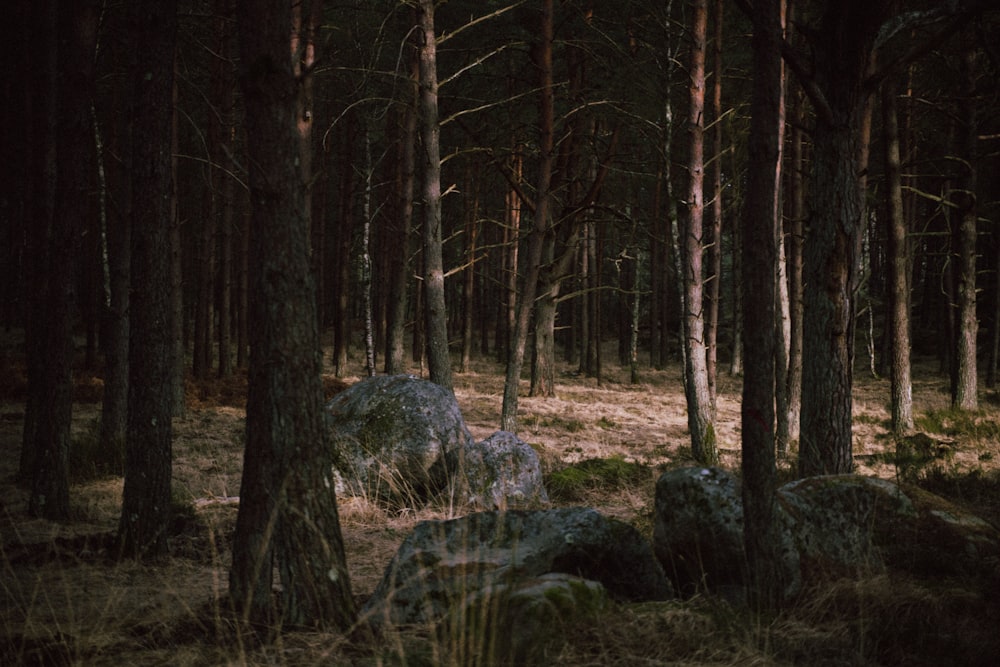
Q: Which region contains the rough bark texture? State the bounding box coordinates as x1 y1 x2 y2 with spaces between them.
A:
681 0 718 466
798 2 888 477
883 81 914 433
118 0 176 557
418 0 453 391
740 0 785 610
232 0 356 631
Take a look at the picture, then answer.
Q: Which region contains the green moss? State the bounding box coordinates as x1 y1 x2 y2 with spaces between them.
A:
915 408 1000 441
546 456 650 501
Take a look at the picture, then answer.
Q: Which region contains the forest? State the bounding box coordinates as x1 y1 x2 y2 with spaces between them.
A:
2 0 1000 664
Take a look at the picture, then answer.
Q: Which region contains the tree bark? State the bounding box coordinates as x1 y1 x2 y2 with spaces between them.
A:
796 3 891 477
951 42 978 411
231 0 356 631
741 0 785 611
417 0 453 391
29 0 99 519
118 0 177 556
681 0 718 465
883 79 914 433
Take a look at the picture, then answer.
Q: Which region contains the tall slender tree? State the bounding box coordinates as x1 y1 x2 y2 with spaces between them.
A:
951 39 979 410
680 0 718 465
418 0 454 391
230 0 355 630
501 0 555 433
883 77 914 433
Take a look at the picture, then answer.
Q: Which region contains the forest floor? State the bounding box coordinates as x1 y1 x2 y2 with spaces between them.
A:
2 334 1000 665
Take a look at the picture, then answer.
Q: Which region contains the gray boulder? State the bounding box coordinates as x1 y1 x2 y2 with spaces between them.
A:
361 507 673 631
653 466 1000 600
437 430 550 510
439 573 608 666
653 467 749 595
325 374 474 507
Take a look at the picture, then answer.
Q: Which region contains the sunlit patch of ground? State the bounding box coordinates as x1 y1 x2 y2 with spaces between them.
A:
2 338 998 665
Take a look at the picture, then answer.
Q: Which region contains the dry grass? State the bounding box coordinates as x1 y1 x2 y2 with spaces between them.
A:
1 336 999 665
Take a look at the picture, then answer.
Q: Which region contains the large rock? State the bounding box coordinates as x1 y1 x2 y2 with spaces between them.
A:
436 431 550 510
653 467 1000 600
325 375 473 507
782 475 1000 582
361 507 673 631
652 467 748 595
438 572 608 666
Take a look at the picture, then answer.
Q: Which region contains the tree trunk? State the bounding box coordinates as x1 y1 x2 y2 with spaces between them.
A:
501 0 554 433
883 79 914 434
231 0 356 631
741 0 785 611
362 130 376 377
796 1 893 477
385 49 418 375
99 40 131 466
333 110 356 376
785 80 805 446
169 70 186 418
681 0 718 466
216 0 236 379
461 162 480 373
705 0 724 410
30 0 99 519
118 0 176 557
951 42 978 411
417 0 453 391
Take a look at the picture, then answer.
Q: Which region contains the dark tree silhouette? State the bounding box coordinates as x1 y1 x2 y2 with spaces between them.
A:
230 0 356 631
118 0 177 558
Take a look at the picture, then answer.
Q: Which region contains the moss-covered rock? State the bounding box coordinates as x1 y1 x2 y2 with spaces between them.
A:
325 374 473 507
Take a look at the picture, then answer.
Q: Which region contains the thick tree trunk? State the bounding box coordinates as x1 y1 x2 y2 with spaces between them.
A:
118 0 176 556
232 0 356 631
799 115 861 476
30 0 99 519
883 80 914 433
741 0 785 611
681 0 718 466
417 0 453 391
